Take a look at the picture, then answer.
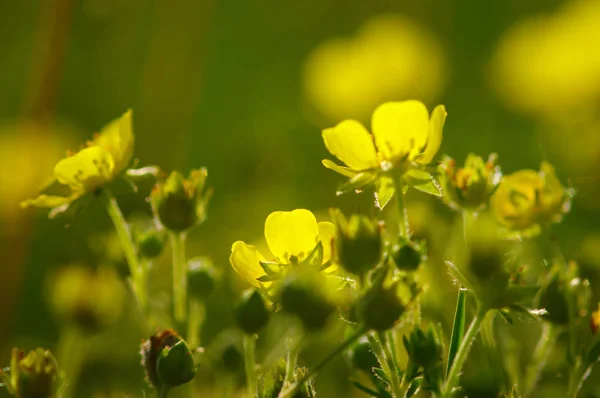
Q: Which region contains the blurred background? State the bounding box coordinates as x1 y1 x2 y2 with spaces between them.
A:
1 0 599 396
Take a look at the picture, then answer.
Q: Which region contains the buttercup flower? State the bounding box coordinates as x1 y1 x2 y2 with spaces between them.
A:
491 162 569 232
20 110 134 213
229 209 335 288
322 100 446 175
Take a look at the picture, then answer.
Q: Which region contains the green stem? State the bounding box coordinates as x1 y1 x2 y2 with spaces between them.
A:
368 332 403 397
56 326 84 398
279 327 367 398
522 323 556 397
282 340 299 391
187 300 205 349
568 357 595 398
170 231 188 324
462 210 475 247
244 334 258 398
159 386 170 398
99 189 145 309
441 306 488 397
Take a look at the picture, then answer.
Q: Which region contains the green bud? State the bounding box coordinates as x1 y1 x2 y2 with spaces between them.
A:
222 344 243 373
280 272 335 331
350 337 379 374
188 257 219 301
439 153 501 212
156 340 196 387
151 169 211 232
403 326 443 370
331 209 382 275
235 289 270 335
537 273 570 325
140 329 196 389
5 348 59 398
358 279 404 331
49 265 125 332
391 240 422 271
133 220 167 259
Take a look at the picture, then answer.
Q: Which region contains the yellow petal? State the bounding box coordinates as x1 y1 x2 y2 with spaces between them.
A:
229 241 267 287
418 105 447 164
93 109 134 175
372 100 429 160
54 146 115 192
322 120 378 171
20 194 76 209
318 221 336 263
265 209 319 262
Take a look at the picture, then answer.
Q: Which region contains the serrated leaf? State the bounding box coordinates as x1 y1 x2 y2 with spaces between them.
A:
445 261 476 293
405 169 442 197
322 159 360 178
336 171 379 196
446 288 466 378
373 367 390 384
375 175 395 210
404 377 423 398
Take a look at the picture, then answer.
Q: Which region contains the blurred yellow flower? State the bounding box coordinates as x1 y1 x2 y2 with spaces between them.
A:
20 110 134 211
592 303 600 333
303 14 445 122
322 100 446 175
490 0 600 116
491 162 569 231
229 209 335 287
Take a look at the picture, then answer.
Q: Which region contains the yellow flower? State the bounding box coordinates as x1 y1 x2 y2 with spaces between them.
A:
20 110 134 211
229 209 335 288
303 14 445 122
491 162 568 231
322 100 446 174
592 303 600 334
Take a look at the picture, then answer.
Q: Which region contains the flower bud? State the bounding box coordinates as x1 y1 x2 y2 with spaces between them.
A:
49 265 125 332
537 273 570 325
403 326 443 370
151 169 211 232
140 329 196 389
235 289 270 335
439 153 501 211
133 219 167 259
188 257 219 301
331 210 382 275
221 344 243 373
491 161 569 232
350 337 379 374
280 272 335 331
357 278 404 331
391 239 422 271
4 348 59 398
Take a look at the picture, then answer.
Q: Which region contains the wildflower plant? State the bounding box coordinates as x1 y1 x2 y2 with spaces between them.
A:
4 88 596 398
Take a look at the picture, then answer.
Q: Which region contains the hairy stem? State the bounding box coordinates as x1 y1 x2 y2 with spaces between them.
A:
170 231 188 323
368 332 404 397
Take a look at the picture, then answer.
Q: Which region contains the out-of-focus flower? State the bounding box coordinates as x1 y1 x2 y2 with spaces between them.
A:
439 153 501 212
592 303 600 334
0 121 72 222
303 14 445 122
49 265 125 332
20 110 134 214
151 169 211 232
0 348 60 398
490 0 600 116
490 162 569 232
229 209 335 288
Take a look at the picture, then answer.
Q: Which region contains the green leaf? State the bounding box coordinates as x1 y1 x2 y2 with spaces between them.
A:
257 274 282 283
351 380 381 397
322 159 359 178
446 288 466 378
336 171 378 196
404 376 423 398
498 309 514 325
445 261 476 293
375 175 395 210
259 261 281 276
587 332 600 364
303 241 324 267
405 169 442 197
